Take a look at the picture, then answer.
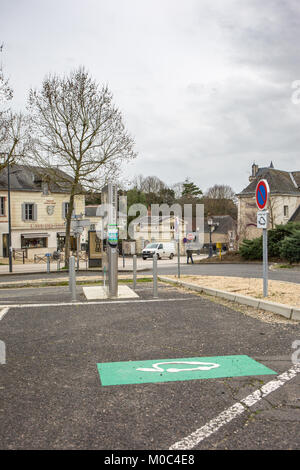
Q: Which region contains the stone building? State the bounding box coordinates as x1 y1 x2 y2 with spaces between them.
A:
203 215 237 251
0 165 85 259
237 162 300 243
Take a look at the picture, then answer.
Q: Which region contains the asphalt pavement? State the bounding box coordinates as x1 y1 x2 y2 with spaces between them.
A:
0 262 299 284
0 283 299 450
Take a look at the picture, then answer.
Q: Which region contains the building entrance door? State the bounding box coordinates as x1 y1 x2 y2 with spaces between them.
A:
2 234 8 257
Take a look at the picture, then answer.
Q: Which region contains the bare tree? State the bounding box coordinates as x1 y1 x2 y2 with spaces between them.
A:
0 45 27 169
27 67 137 265
205 184 236 201
133 175 166 194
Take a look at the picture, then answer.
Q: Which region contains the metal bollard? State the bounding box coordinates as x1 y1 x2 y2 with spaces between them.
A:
133 255 137 290
47 255 50 274
57 258 60 272
153 254 158 298
69 256 76 301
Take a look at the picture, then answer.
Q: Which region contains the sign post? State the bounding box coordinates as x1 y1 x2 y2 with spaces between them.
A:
102 183 118 298
175 217 180 278
256 179 270 297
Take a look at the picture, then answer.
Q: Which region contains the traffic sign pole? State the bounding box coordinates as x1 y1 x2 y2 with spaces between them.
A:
177 241 180 279
256 180 270 298
175 217 180 279
263 227 268 297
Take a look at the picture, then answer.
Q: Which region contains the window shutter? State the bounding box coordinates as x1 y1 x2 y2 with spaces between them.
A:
33 203 38 221
21 203 26 221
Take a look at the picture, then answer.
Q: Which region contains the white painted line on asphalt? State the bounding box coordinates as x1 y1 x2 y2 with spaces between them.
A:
169 363 300 450
0 297 192 310
0 307 9 321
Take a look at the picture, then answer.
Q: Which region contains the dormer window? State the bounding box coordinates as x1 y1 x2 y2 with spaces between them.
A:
42 182 49 195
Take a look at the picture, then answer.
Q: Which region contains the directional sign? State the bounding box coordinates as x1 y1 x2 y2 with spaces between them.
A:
97 355 276 386
71 219 90 228
73 226 84 234
256 179 269 210
257 211 269 229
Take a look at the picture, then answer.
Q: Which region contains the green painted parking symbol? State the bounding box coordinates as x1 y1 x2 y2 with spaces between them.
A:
97 355 276 386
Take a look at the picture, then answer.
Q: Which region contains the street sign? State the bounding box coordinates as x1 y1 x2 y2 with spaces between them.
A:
97 355 276 386
187 233 194 241
257 211 269 229
256 179 269 210
107 224 118 247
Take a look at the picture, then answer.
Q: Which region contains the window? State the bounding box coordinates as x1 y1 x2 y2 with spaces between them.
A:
25 203 34 220
0 197 5 216
62 202 70 219
21 237 47 249
284 205 289 217
22 203 37 221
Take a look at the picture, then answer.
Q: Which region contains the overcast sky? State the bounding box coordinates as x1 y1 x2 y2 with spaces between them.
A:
1 0 300 193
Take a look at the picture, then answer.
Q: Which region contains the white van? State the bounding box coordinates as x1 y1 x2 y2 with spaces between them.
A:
142 242 175 260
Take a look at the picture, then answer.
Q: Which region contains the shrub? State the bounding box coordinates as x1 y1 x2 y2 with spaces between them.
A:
239 237 262 260
268 223 297 258
239 222 300 261
279 230 300 264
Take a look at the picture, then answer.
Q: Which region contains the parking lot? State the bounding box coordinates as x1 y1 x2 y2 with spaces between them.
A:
0 282 300 450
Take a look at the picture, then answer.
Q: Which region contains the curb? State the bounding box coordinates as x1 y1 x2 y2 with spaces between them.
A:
158 276 300 321
0 267 150 277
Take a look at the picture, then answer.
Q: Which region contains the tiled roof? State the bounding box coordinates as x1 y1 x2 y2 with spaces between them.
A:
204 215 236 234
237 168 300 197
0 164 77 193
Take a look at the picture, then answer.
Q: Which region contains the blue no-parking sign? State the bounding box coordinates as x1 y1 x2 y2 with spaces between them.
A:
256 179 269 210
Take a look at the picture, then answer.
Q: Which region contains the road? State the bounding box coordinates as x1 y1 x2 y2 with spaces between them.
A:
0 283 300 450
0 262 299 284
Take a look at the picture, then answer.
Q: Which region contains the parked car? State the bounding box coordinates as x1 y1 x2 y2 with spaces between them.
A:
142 242 175 260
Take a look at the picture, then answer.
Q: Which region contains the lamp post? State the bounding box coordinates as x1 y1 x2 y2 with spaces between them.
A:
207 217 219 258
7 160 12 272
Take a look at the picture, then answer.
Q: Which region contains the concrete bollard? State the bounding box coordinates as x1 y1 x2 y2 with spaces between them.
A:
133 255 137 290
153 253 158 298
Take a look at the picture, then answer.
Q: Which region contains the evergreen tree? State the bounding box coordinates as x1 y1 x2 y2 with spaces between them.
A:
181 178 203 199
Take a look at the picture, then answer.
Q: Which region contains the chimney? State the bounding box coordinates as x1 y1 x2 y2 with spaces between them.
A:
249 162 259 182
